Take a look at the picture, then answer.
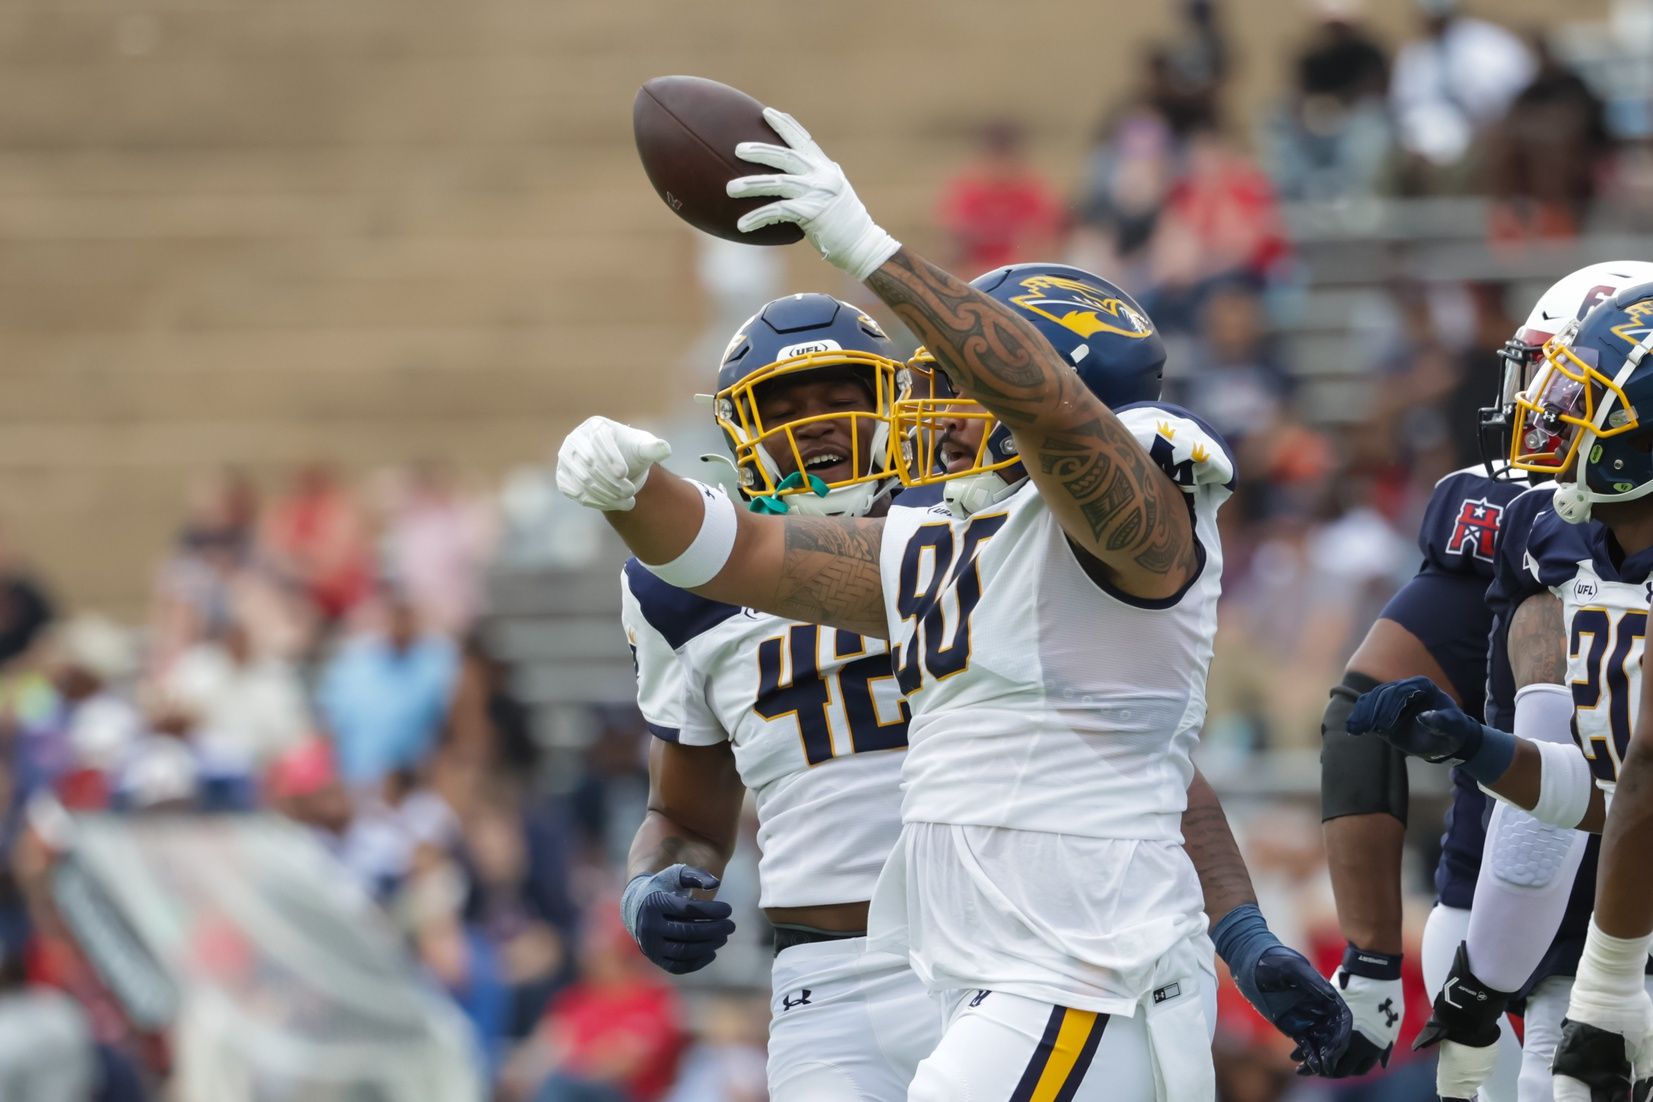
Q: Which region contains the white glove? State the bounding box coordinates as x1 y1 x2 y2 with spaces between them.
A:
1324 961 1403 1076
726 107 901 281
555 416 671 512
1553 921 1653 1102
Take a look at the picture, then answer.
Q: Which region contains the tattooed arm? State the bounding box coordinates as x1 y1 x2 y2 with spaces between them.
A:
863 249 1197 599
1510 592 1567 690
1186 768 1258 921
607 463 888 637
1465 593 1605 829
628 738 745 881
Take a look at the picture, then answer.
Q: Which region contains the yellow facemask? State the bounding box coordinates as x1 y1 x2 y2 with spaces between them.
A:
1509 327 1638 475
713 350 905 502
890 349 1020 488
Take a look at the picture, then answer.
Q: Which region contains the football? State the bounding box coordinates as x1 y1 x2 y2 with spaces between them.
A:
632 75 804 246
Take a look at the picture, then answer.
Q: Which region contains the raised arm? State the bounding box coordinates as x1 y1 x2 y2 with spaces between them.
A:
558 418 888 638
723 108 1196 600
864 251 1197 597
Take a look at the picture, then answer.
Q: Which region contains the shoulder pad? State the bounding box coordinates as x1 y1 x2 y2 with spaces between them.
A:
1114 401 1237 492
1415 470 1535 577
622 558 742 651
1522 505 1598 591
888 483 945 510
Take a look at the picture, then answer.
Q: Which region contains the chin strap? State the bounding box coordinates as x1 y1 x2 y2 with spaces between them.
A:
749 471 830 514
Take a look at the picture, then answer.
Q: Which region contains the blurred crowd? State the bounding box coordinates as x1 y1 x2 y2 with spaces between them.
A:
0 0 1650 1099
0 461 775 1102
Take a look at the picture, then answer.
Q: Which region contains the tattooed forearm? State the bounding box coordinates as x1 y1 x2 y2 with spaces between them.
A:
1039 417 1198 577
865 250 1080 428
863 249 1195 590
1510 593 1566 687
1184 771 1258 921
769 516 889 638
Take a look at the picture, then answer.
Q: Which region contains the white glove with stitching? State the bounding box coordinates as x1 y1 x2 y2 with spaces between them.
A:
555 416 672 512
726 107 901 281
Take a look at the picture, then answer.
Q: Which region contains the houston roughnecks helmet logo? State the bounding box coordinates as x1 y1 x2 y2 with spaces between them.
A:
1446 497 1503 562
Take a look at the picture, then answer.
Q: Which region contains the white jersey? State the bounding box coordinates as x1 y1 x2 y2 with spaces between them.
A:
1525 502 1652 797
621 561 909 909
877 403 1234 841
866 402 1235 1014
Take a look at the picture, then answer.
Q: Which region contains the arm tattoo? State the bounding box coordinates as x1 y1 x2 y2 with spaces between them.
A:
865 250 1077 426
864 250 1195 584
768 516 888 638
1509 594 1566 687
1184 774 1257 921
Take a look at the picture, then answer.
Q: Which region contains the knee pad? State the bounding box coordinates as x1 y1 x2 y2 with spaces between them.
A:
1321 670 1408 822
1488 812 1576 889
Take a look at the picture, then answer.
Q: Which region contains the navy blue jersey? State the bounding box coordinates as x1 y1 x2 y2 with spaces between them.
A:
1476 490 1632 994
1378 467 1534 908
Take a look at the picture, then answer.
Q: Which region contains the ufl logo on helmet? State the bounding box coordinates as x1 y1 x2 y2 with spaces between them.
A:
1009 275 1155 342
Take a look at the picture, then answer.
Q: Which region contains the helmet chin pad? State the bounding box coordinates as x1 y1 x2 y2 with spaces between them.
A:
785 478 891 518
943 470 1026 518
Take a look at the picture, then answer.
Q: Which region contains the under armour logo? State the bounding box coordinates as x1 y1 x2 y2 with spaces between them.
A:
1441 977 1486 1010
968 990 990 1008
782 989 812 1011
1379 998 1398 1029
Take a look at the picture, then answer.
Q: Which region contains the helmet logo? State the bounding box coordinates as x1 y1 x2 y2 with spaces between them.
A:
1610 300 1653 346
777 338 842 358
856 314 888 339
1010 275 1154 342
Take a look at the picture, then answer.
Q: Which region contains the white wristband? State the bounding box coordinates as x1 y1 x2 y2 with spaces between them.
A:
1576 917 1653 1003
1531 738 1595 828
642 481 738 589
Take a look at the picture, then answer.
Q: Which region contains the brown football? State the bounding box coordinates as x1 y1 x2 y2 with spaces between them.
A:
632 75 804 246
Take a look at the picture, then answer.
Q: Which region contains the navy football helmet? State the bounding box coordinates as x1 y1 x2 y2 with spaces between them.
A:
1478 261 1653 478
714 293 905 516
1511 280 1653 522
893 263 1165 515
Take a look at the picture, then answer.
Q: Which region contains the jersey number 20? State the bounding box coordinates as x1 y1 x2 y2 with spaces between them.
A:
895 513 1008 694
1570 606 1648 783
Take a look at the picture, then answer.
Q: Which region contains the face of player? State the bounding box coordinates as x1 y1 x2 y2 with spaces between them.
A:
934 403 990 474
753 372 876 485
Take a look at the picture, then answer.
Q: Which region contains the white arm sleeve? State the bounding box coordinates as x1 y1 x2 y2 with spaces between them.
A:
619 569 725 746
1465 682 1589 992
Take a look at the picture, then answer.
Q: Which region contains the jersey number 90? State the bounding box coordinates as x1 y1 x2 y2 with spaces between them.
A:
895 513 1008 695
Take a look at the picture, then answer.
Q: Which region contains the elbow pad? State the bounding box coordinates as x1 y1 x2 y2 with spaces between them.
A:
1321 670 1409 823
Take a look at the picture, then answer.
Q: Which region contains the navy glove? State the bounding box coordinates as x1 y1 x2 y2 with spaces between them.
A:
620 864 736 975
1347 676 1515 784
1346 676 1470 762
1214 903 1353 1077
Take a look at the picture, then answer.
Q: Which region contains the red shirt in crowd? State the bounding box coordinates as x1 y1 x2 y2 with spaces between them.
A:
546 976 684 1101
939 169 1065 273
